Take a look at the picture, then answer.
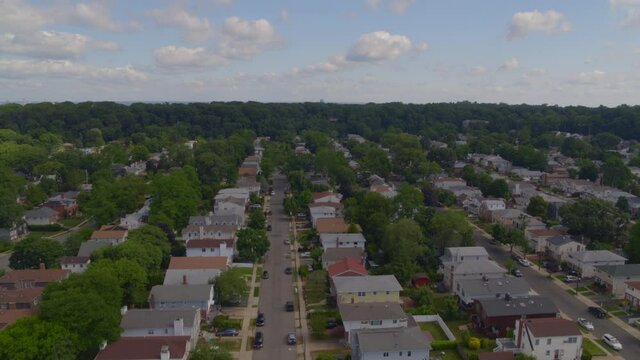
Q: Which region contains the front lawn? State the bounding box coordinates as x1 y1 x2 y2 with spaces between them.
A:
212 315 242 330
311 349 350 359
582 338 606 356
430 349 463 360
210 338 242 352
308 310 339 339
304 270 328 305
253 286 260 297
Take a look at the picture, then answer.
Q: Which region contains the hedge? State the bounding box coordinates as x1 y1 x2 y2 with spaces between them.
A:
430 340 458 350
27 224 64 232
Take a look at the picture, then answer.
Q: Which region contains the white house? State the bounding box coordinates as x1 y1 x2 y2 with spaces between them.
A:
566 250 627 278
440 247 506 289
181 224 237 241
215 188 250 204
120 308 200 350
119 199 151 230
593 264 640 298
455 277 530 306
339 302 409 342
479 199 506 220
505 318 582 360
370 184 397 199
525 228 565 253
624 281 640 310
188 213 243 227
185 238 235 263
312 192 343 204
433 177 467 190
59 256 91 274
309 203 340 226
163 257 228 285
545 236 585 262
351 326 430 360
149 284 215 316
23 207 59 226
320 233 367 251
213 198 246 217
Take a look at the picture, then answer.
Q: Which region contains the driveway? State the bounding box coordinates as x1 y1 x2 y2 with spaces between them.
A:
253 173 297 360
474 228 636 359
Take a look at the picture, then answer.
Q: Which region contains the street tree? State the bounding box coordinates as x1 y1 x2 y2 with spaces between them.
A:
214 267 249 305
526 195 549 218
0 316 79 360
9 236 65 270
236 228 270 262
428 210 473 254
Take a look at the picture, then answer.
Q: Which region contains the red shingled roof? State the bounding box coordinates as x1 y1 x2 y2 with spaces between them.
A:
0 268 70 286
523 318 580 337
0 309 37 329
95 336 190 360
327 257 368 278
168 256 228 270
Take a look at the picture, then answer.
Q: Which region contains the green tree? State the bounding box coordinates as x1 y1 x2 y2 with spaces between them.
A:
394 184 424 219
248 209 266 229
624 223 640 264
616 196 630 213
9 236 64 270
214 267 249 304
601 156 633 189
526 195 549 218
429 210 473 254
87 259 148 306
491 223 507 243
560 199 628 244
577 160 599 181
149 166 201 230
130 145 150 162
236 228 270 261
63 227 93 256
0 316 79 360
382 219 424 284
84 128 105 147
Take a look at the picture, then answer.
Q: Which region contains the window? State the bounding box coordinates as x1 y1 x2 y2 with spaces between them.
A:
370 320 382 326
393 320 398 324
373 292 377 295
408 351 411 356
567 337 577 343
383 353 389 357
148 330 154 335
535 339 539 345
399 352 403 356
545 350 550 356
547 338 551 345
358 292 365 296
202 248 206 252
386 291 390 294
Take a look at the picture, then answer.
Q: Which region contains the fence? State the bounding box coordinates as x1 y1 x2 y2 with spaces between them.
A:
413 314 456 341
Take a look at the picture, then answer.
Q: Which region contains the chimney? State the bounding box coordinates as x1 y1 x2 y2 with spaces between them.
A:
39 262 45 270
160 345 170 360
182 275 188 285
173 318 184 335
120 306 128 316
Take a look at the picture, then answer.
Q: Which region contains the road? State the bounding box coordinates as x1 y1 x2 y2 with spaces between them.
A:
473 229 637 359
253 173 297 360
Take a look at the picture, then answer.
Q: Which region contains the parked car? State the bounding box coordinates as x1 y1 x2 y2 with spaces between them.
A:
250 204 262 209
326 318 338 329
306 263 314 272
271 190 276 196
267 224 272 231
285 267 292 275
287 332 296 345
262 271 269 279
588 306 607 319
511 268 523 277
216 328 240 337
577 318 594 331
253 331 264 349
511 254 520 261
284 239 291 245
300 252 311 258
256 312 265 326
602 334 622 350
285 301 294 312
517 258 530 267
565 275 579 283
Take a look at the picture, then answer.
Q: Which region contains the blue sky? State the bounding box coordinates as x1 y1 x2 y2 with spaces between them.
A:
1 0 639 105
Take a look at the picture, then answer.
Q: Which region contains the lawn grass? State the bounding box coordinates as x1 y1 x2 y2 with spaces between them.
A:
253 286 260 297
566 289 578 295
304 270 328 305
60 217 86 228
212 339 242 352
311 349 351 359
235 267 254 276
419 321 448 341
308 310 339 340
595 339 610 351
444 320 468 340
28 230 60 238
430 349 464 360
583 338 607 356
212 315 242 329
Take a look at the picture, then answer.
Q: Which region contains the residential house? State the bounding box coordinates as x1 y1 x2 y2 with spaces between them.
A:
95 336 191 360
479 199 507 221
508 181 536 197
120 308 200 350
480 155 512 173
510 168 544 182
309 202 341 226
0 222 28 242
351 326 430 360
91 226 128 244
433 177 467 190
368 175 387 187
59 256 91 274
0 287 43 309
185 239 234 263
23 207 59 226
347 134 367 143
440 247 506 290
328 257 368 290
320 233 367 250
624 281 640 310
339 302 408 342
149 284 214 317
315 218 359 234
213 197 246 217
312 192 343 204
78 238 113 257
181 224 238 241
215 188 250 204
238 166 258 177
332 275 402 304
44 192 78 217
163 256 227 285
188 214 243 227
322 248 366 268
235 175 261 194
120 199 150 230
565 250 627 278
0 309 37 330
496 318 582 360
594 264 640 298
491 209 544 231
474 296 559 337
453 161 467 175
455 277 530 307
545 236 585 262
525 228 565 254
370 184 397 199
0 265 70 290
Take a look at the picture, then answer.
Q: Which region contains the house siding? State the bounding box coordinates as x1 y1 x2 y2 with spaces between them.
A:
337 291 400 304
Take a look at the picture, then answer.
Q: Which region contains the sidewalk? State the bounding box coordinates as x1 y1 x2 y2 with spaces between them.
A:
291 215 312 360
239 263 259 360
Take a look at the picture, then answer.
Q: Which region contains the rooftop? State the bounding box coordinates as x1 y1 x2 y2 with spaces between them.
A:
167 256 228 270
355 326 430 352
149 284 213 302
626 281 640 291
527 228 564 237
24 207 58 218
121 309 198 329
95 336 190 360
185 238 234 248
478 296 558 317
338 302 406 322
91 230 127 240
0 287 43 304
59 256 90 264
322 248 365 263
457 277 530 297
522 317 581 337
327 257 368 278
320 232 366 244
312 192 341 201
567 250 627 263
333 275 402 293
444 246 488 259
546 235 575 247
77 239 112 256
596 264 640 278
0 309 37 329
452 260 506 275
0 268 70 285
315 218 355 233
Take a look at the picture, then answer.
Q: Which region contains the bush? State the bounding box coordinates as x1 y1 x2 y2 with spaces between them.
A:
467 337 481 350
460 329 471 343
27 224 63 232
480 338 490 348
466 354 479 360
430 340 458 350
581 349 593 360
0 241 12 253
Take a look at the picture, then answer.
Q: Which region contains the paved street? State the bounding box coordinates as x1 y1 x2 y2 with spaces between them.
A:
473 229 636 359
253 174 297 360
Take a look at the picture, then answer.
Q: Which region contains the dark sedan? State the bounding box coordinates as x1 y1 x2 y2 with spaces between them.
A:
215 328 239 337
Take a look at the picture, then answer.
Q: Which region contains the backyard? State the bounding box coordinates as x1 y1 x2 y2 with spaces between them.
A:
304 269 328 305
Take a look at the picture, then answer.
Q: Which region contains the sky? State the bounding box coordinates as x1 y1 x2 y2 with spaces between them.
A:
1 0 640 106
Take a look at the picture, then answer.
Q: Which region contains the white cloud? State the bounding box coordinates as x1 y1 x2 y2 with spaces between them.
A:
218 17 281 59
0 59 146 82
388 0 415 15
0 0 49 33
153 46 226 68
0 30 118 59
470 65 487 75
63 2 140 33
499 57 519 71
364 0 381 9
280 9 289 22
346 31 414 62
571 70 606 85
507 10 572 40
149 7 214 44
212 0 233 5
610 0 640 28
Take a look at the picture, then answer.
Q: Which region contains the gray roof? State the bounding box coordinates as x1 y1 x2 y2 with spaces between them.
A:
149 284 213 302
320 233 367 244
120 309 198 329
478 296 558 317
546 235 574 247
333 275 402 293
78 239 112 257
322 248 365 263
567 250 627 263
596 264 640 278
24 207 58 218
453 260 506 275
457 277 530 297
493 209 526 219
355 326 429 352
445 247 488 258
338 302 406 322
